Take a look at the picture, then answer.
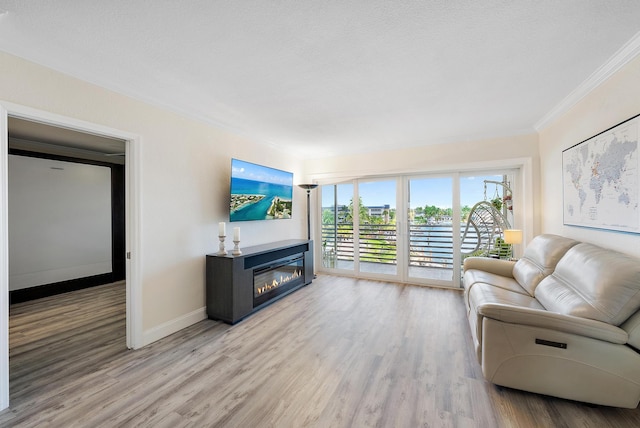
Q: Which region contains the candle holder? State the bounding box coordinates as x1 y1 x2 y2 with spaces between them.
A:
232 239 242 256
217 235 227 255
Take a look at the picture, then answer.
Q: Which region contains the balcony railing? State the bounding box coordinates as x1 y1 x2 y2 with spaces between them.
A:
359 224 397 264
409 223 455 269
322 223 508 270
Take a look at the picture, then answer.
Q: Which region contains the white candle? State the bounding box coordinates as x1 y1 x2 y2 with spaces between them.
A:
233 227 240 241
218 222 226 237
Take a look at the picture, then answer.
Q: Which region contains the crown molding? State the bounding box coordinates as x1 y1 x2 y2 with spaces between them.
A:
535 31 640 132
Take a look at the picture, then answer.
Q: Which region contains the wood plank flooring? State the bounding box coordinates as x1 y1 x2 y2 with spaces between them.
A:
2 275 640 427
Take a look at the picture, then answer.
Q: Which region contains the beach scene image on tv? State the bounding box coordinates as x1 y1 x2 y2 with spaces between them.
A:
230 159 293 221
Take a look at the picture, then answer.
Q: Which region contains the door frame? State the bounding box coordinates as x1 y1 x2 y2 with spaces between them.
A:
0 101 143 411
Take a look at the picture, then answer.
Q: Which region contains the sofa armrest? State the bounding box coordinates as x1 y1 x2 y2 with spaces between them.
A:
463 257 516 278
477 303 628 344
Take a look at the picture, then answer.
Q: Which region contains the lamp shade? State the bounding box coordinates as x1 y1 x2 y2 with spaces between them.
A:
298 184 318 190
503 229 523 245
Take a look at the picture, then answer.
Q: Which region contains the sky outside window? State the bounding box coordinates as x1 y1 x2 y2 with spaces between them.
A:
322 175 504 208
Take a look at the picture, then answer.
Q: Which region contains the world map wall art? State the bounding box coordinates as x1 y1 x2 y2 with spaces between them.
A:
562 113 640 234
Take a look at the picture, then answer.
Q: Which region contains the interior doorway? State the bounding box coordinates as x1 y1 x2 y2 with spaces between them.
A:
0 102 141 411
8 119 126 302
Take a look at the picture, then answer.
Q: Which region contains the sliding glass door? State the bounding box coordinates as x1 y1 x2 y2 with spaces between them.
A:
321 183 355 271
406 176 453 283
358 180 397 276
318 169 518 288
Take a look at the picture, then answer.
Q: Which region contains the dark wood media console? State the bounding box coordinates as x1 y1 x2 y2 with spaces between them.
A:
206 239 314 324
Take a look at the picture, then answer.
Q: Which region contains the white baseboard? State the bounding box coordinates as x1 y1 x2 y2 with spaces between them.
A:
141 306 207 347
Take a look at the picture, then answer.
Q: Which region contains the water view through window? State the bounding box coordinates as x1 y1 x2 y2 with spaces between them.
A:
408 177 453 282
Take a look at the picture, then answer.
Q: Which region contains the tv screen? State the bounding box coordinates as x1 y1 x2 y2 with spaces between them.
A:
230 159 294 222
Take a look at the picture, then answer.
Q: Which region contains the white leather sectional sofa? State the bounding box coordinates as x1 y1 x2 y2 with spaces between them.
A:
463 234 640 408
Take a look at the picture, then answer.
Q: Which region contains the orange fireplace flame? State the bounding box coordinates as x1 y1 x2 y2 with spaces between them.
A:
256 269 301 295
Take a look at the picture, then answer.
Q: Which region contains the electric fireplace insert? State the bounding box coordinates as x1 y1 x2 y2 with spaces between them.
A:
253 255 304 307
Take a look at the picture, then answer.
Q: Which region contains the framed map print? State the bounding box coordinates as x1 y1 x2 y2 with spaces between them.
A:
562 113 640 234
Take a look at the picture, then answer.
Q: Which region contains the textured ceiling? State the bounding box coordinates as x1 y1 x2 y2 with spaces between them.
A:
0 1 639 159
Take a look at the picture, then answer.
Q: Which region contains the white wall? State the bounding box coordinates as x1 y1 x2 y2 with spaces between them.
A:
8 155 112 290
304 133 542 238
0 51 306 340
539 55 640 258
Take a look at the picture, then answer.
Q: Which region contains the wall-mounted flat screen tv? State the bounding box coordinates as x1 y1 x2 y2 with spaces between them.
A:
230 158 294 222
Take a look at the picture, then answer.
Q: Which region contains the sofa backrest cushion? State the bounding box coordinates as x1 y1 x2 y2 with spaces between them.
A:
535 243 640 325
513 234 578 295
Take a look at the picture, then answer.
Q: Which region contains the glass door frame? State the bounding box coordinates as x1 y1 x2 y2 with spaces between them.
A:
401 173 461 288
355 178 401 279
314 162 528 288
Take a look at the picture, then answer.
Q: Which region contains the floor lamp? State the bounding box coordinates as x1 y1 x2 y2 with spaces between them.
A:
298 184 318 240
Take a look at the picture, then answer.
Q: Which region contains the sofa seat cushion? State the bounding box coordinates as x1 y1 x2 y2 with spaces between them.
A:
464 269 529 298
477 303 628 344
536 243 640 326
512 234 578 295
469 283 545 317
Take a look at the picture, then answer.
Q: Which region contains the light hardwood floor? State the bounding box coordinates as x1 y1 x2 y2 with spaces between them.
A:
2 275 640 427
